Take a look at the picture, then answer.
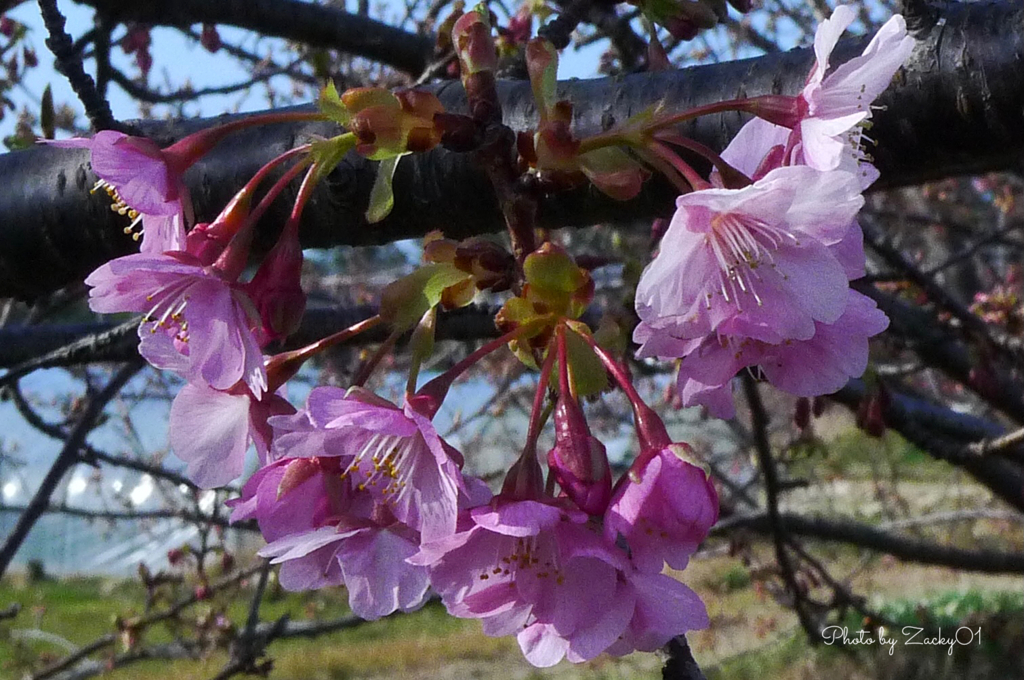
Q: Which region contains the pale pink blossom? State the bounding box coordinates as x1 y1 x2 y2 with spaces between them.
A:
604 445 718 574
799 7 914 175
168 382 294 488
675 290 889 418
634 165 863 352
86 251 267 396
47 131 189 252
258 519 431 620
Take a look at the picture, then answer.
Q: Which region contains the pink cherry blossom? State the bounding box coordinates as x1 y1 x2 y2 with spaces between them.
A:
413 496 633 666
168 382 294 488
675 290 889 418
258 518 431 620
230 449 433 619
47 131 189 252
86 251 267 396
634 165 864 353
799 7 914 175
270 386 467 542
604 572 709 656
604 445 718 574
414 493 711 666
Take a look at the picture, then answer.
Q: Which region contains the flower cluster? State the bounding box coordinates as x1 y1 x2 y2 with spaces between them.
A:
52 4 912 669
228 380 717 665
633 6 912 418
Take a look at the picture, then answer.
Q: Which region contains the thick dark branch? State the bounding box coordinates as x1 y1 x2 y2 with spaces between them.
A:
1 0 1022 301
833 379 1024 513
714 511 1024 575
76 0 435 75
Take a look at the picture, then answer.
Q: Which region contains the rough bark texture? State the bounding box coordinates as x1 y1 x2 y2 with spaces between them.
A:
1 0 1022 300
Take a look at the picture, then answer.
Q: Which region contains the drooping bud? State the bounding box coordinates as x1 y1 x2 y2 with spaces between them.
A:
245 227 306 342
200 24 222 53
742 94 803 129
547 391 612 515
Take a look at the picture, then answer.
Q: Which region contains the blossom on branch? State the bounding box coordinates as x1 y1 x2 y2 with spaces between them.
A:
86 251 267 396
47 131 190 252
634 165 864 352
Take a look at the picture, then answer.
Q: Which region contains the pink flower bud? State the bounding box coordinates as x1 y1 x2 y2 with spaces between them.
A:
200 24 221 53
246 230 306 342
546 393 612 515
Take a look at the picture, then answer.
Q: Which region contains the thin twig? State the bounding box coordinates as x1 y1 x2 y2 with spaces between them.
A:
37 0 122 131
0 359 143 578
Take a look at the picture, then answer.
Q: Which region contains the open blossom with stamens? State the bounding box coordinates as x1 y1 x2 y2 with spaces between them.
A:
229 454 431 619
412 494 710 666
269 386 467 542
86 251 266 396
634 165 864 354
798 6 915 175
46 131 189 252
728 7 913 189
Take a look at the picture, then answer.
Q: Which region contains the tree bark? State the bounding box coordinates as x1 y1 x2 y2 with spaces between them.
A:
1 0 1022 300
77 0 435 75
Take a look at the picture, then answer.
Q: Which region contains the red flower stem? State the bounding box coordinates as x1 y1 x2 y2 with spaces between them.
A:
556 323 573 400
574 330 670 453
162 110 327 175
645 96 797 134
352 327 403 388
647 140 711 191
579 95 799 155
209 146 311 241
281 162 321 239
266 315 383 390
523 328 560 452
653 131 752 188
416 316 553 418
246 154 314 228
640 151 694 195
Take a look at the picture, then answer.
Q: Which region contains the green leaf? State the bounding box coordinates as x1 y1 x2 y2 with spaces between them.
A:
526 39 559 119
318 81 351 126
379 263 471 331
579 147 648 201
563 328 608 398
309 134 356 183
523 245 584 293
365 155 402 223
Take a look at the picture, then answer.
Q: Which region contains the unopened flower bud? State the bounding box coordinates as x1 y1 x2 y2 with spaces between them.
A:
453 10 498 76
200 24 221 52
246 230 306 342
547 393 612 515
